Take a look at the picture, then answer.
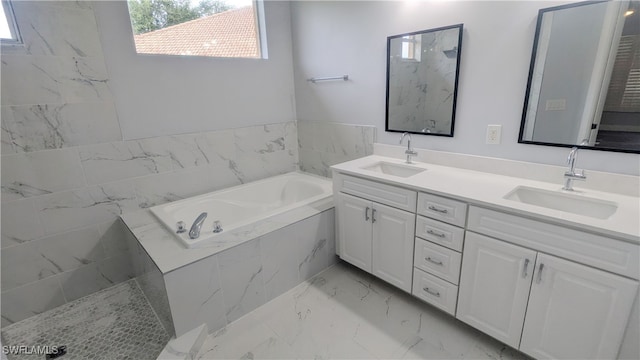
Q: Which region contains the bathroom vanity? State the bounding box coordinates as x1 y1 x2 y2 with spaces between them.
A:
331 154 639 359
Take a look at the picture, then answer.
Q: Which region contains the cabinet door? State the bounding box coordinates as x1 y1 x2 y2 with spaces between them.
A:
456 232 536 348
337 193 372 272
371 202 416 292
520 254 639 359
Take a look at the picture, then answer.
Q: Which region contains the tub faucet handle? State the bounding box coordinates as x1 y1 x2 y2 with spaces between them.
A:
176 221 186 234
213 220 223 233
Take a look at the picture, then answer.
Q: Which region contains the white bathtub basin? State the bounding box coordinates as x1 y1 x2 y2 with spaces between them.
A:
150 172 333 248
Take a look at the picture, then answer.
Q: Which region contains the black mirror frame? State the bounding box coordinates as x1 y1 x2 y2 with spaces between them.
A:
518 1 639 154
385 23 464 137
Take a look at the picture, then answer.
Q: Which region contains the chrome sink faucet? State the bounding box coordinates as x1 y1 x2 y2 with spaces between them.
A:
400 132 418 164
189 212 208 239
563 147 586 191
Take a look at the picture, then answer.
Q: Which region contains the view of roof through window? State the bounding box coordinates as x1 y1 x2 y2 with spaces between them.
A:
127 0 261 58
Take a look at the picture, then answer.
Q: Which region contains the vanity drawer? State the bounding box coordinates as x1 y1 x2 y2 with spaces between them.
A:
468 206 640 279
417 193 467 227
335 174 417 212
416 216 465 252
412 268 458 315
414 238 462 284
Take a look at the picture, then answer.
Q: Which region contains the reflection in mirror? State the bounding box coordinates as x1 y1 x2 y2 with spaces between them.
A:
386 24 463 137
520 1 640 153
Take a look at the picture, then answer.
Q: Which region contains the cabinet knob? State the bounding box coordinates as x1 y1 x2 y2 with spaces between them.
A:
522 258 530 278
536 263 545 284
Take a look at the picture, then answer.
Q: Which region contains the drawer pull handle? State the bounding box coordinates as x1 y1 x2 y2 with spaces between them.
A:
425 257 443 266
365 207 370 221
423 287 441 297
426 229 446 238
536 263 545 284
428 205 449 214
372 208 377 223
522 258 530 278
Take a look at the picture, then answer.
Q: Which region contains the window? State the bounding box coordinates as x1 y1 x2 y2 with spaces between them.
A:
0 0 21 44
127 0 263 58
401 35 421 61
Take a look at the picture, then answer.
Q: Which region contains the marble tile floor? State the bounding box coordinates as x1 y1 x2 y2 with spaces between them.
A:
1 279 169 360
195 261 530 360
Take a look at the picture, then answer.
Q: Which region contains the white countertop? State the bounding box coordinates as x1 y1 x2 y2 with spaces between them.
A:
331 155 640 244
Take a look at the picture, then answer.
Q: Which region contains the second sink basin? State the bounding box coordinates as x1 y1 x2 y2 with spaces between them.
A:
504 186 617 219
361 161 426 178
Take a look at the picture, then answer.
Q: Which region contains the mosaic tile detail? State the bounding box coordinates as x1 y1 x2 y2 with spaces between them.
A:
1 280 168 360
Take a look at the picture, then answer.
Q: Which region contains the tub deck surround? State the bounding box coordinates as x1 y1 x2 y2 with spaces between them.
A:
331 155 639 244
150 172 333 248
121 172 334 274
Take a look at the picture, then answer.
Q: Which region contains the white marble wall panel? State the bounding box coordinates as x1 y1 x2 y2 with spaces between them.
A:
1 107 16 154
298 122 375 177
234 149 297 183
11 1 103 57
1 277 66 327
158 209 335 337
1 148 86 201
35 181 138 235
58 56 112 103
1 199 45 248
133 164 240 208
127 227 175 336
5 102 121 152
260 224 300 302
1 226 105 290
164 255 227 337
57 254 134 302
218 239 266 323
79 140 173 185
155 131 235 171
0 55 62 106
97 220 132 258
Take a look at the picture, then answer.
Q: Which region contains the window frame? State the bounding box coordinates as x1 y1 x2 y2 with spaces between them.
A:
1 0 22 46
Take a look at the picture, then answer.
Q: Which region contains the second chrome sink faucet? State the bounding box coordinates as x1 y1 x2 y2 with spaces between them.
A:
400 132 418 164
563 147 587 191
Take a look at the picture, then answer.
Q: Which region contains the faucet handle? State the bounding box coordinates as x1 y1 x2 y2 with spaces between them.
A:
176 221 186 233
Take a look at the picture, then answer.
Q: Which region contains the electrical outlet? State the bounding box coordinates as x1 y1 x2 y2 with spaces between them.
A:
486 125 502 144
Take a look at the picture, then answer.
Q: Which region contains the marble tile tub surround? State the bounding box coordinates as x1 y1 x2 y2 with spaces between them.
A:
195 262 529 360
1 121 298 326
375 143 640 197
298 121 376 177
131 209 336 337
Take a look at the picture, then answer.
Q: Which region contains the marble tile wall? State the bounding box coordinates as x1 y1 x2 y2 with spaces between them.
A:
164 209 336 337
1 1 299 327
297 121 376 178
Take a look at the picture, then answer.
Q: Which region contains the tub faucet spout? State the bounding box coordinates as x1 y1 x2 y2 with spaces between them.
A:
189 212 207 239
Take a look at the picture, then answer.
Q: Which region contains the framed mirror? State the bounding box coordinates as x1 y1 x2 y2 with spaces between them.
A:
520 0 640 153
386 24 463 136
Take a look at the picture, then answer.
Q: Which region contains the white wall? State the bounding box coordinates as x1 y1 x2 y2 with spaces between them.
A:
93 1 296 140
290 0 640 176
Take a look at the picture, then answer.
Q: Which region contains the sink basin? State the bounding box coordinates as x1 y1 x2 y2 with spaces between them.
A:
504 186 617 219
361 161 426 178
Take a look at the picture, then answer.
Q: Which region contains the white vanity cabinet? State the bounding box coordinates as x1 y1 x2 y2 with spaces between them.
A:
334 175 417 292
458 206 639 359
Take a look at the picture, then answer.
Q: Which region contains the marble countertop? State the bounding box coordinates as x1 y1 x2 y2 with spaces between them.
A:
331 155 640 244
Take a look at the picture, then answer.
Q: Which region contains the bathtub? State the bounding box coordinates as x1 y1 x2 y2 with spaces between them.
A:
150 172 333 248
